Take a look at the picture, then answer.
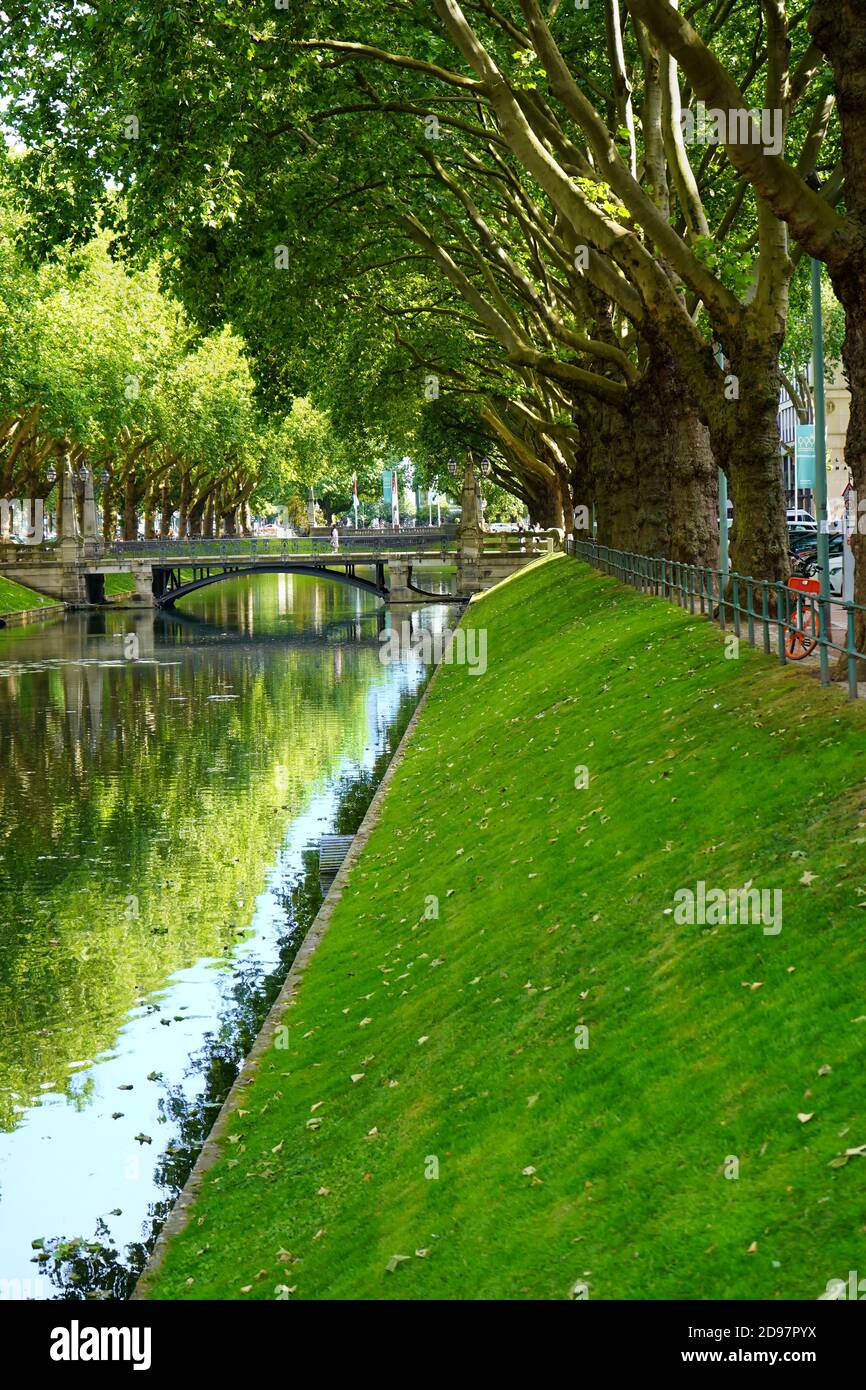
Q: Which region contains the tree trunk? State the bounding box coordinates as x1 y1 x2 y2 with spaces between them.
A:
527 473 564 528
102 484 116 542
123 473 139 541
648 336 719 568
144 505 156 540
714 345 789 582
221 508 238 537
591 402 640 549
179 477 192 538
188 498 205 538
203 495 215 539
668 409 719 569
556 462 574 533
159 486 172 538
587 340 719 566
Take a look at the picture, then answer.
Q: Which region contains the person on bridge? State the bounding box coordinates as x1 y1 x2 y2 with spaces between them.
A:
330 522 340 553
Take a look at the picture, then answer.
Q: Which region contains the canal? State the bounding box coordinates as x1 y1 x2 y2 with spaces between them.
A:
0 571 458 1299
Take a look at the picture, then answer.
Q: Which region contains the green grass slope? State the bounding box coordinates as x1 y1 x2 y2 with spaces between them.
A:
103 572 136 597
146 555 866 1301
0 575 57 616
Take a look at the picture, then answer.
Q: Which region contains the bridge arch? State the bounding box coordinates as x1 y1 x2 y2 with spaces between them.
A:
154 561 387 609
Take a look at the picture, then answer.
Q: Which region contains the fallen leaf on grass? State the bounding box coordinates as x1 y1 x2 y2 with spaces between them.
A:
386 1254 411 1273
797 1112 814 1124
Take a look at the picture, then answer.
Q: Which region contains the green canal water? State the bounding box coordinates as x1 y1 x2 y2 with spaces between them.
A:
0 571 458 1299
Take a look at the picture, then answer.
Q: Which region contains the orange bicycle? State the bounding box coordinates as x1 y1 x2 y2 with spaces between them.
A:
785 556 822 660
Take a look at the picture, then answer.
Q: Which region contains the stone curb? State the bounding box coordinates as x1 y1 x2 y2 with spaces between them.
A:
0 602 66 629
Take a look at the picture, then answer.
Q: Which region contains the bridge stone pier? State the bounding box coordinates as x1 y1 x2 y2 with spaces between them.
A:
385 560 417 604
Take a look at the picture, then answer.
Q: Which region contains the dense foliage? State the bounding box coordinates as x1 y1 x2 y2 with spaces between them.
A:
1 3 863 571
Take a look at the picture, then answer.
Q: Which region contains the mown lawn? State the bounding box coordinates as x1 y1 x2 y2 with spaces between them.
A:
103 572 136 597
144 554 866 1301
0 575 57 615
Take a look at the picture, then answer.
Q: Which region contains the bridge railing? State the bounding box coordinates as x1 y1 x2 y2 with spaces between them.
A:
479 529 563 553
93 528 457 561
0 540 57 561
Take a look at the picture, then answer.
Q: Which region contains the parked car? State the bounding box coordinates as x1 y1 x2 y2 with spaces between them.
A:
787 508 816 528
789 531 844 597
788 525 820 552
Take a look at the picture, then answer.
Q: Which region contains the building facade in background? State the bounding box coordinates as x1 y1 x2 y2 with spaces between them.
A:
778 363 850 516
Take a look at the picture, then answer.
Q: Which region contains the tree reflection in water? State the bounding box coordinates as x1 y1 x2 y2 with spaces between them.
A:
34 684 420 1300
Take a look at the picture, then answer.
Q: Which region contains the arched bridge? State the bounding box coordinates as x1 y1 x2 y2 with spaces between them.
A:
153 554 417 608
105 533 459 608
0 527 561 607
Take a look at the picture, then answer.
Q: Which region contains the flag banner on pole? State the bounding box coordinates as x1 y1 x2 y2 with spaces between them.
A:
796 424 817 489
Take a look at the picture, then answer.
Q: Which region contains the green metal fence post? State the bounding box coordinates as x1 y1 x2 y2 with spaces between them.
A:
776 581 788 664
846 604 858 701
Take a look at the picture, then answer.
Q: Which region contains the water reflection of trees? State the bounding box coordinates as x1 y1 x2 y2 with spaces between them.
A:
0 593 392 1129
35 686 421 1300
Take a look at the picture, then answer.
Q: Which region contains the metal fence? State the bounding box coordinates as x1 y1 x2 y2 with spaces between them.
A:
567 536 866 701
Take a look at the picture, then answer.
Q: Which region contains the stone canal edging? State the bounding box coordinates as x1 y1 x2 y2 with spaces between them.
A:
0 601 66 629
132 626 461 1299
